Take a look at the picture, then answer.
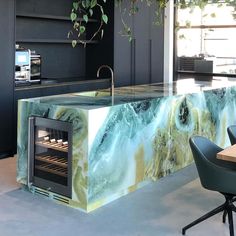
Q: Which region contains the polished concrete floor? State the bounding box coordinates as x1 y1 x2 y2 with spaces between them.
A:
0 157 234 236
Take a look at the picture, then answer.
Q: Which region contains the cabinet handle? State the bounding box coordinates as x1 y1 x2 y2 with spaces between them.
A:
28 117 35 186
131 39 136 85
149 39 152 84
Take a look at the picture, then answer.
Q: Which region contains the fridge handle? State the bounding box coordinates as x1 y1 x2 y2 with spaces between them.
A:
27 116 35 188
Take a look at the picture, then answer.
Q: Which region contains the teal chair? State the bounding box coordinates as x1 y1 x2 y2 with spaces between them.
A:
227 125 236 145
182 136 236 236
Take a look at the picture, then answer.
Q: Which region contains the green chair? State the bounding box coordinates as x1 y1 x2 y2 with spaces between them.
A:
227 125 236 145
182 136 236 236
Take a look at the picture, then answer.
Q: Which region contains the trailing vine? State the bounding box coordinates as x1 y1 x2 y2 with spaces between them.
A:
68 0 236 47
68 0 108 47
116 0 169 41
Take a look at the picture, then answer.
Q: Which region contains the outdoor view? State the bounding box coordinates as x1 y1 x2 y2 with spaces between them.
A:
176 1 236 75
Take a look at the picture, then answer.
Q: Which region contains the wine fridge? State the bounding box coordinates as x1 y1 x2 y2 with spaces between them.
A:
28 117 72 198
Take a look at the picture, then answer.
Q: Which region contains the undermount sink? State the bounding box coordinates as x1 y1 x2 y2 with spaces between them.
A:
74 90 111 97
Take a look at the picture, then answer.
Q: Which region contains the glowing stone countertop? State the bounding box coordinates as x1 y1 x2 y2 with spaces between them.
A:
20 78 236 110
17 77 236 212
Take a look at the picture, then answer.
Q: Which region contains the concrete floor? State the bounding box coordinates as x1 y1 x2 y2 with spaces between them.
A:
0 157 234 236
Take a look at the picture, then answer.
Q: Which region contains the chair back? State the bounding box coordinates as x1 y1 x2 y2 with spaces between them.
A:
227 125 236 145
189 136 223 190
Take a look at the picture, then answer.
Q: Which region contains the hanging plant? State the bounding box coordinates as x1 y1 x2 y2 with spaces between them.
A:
68 0 235 47
116 0 169 41
68 0 109 47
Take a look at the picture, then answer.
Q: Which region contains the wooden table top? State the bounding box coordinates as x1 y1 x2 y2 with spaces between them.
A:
217 144 236 162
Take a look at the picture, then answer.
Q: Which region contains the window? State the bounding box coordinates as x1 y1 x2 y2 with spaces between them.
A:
175 2 236 75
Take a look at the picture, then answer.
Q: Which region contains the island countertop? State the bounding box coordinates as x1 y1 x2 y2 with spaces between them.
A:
19 77 236 110
17 77 236 212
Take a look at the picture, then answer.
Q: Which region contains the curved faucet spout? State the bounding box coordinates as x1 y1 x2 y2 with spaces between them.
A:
97 65 114 97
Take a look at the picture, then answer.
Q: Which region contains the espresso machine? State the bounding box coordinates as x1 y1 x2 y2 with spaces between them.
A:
15 45 31 82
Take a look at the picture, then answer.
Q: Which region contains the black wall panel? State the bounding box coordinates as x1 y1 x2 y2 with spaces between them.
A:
16 18 73 39
17 44 85 79
0 0 15 156
16 0 73 16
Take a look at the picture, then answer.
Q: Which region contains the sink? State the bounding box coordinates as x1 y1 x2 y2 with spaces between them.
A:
73 90 111 97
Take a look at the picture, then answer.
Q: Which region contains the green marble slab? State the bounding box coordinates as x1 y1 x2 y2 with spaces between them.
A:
17 80 236 212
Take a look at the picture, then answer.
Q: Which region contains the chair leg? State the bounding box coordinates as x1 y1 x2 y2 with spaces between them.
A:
227 209 234 236
182 204 225 235
223 209 227 223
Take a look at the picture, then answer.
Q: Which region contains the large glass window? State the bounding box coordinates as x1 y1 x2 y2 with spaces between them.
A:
175 1 236 75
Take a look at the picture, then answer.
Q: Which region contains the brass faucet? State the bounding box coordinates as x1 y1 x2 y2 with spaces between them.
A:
97 65 114 97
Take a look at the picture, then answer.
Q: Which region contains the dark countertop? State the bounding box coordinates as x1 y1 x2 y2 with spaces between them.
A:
14 78 110 91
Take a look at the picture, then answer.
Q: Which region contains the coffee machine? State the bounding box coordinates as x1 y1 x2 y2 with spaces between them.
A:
15 45 31 82
30 51 41 82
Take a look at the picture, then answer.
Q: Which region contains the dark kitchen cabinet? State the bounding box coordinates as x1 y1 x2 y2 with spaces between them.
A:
0 0 15 157
15 0 114 80
133 2 150 85
114 2 164 86
149 6 164 83
15 0 86 79
114 2 133 86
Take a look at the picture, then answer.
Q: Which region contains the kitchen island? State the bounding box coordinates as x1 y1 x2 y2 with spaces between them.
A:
17 78 236 212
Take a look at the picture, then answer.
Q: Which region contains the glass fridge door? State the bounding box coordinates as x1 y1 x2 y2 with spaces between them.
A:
28 117 72 198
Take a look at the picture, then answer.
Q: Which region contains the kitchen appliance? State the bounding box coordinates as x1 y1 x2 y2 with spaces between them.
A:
28 117 72 198
15 47 31 81
30 52 41 81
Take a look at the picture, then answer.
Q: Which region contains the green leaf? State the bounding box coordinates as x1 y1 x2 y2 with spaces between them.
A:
82 1 86 8
89 9 93 16
72 40 77 48
73 2 79 11
73 22 80 30
83 14 89 23
102 14 108 24
80 26 86 34
91 0 97 8
85 0 91 8
70 12 77 21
